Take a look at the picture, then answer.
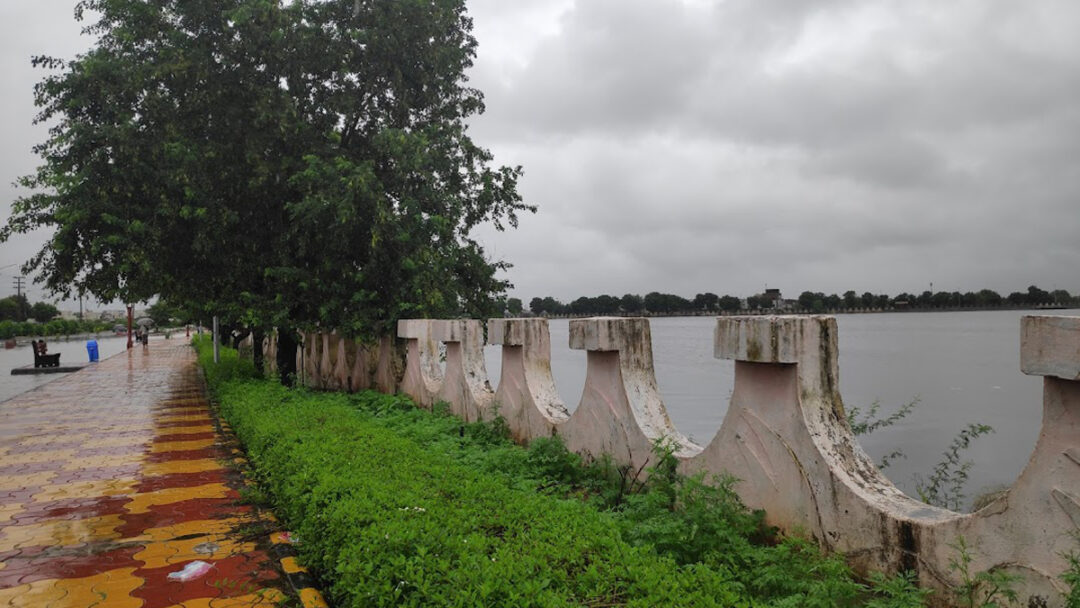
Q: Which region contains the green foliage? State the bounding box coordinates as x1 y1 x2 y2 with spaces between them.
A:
193 335 257 387
847 398 919 470
847 398 996 509
1061 536 1080 608
196 339 934 608
848 399 919 437
146 301 188 327
5 0 531 338
915 424 995 511
29 302 60 323
864 571 933 608
947 536 1020 608
0 295 30 322
0 317 110 339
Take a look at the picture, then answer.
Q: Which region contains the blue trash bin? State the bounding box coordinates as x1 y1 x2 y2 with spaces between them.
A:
86 339 99 362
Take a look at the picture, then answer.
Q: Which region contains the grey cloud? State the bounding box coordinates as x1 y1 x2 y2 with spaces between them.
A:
463 0 1080 301
2 2 1079 307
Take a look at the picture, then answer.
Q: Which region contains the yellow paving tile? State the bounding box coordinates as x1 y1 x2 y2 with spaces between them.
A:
60 452 145 471
159 406 210 416
132 517 259 567
0 470 56 491
87 567 144 608
1 449 76 466
280 556 305 574
300 588 329 608
157 424 215 436
31 478 137 503
82 435 150 449
139 516 254 543
0 513 126 552
140 537 258 569
0 503 23 524
143 458 223 477
164 589 286 608
124 482 232 514
156 414 212 424
151 438 216 453
0 578 68 607
160 398 207 407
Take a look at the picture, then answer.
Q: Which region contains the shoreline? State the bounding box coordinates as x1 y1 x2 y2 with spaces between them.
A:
531 304 1080 320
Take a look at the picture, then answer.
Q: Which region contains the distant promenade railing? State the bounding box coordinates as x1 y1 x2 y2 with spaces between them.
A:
257 315 1080 607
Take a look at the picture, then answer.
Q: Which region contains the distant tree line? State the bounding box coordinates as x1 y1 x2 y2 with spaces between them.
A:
0 295 60 323
522 285 1077 317
0 294 116 340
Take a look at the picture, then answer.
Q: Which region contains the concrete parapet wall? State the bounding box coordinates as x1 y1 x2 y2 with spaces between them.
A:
261 315 1080 606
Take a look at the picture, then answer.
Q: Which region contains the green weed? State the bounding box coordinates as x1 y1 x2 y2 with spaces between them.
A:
196 339 931 607
947 536 1020 608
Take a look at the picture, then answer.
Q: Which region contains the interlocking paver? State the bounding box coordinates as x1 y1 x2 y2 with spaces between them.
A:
0 342 309 607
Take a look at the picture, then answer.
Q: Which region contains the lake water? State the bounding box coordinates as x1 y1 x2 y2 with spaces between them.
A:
3 312 1072 510
481 309 1080 509
0 335 133 403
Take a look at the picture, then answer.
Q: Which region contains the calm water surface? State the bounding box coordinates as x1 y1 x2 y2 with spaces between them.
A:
0 335 132 403
483 309 1079 508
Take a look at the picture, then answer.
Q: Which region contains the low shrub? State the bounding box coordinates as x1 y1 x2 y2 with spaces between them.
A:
197 339 930 607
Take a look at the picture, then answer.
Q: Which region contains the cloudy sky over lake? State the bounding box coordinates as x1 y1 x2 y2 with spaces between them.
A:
3 1 1079 306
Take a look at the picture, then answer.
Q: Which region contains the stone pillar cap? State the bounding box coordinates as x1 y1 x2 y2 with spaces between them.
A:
569 317 649 352
488 318 543 346
715 315 831 363
1021 315 1080 380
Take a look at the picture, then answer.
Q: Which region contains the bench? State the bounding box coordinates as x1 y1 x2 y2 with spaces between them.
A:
33 341 61 368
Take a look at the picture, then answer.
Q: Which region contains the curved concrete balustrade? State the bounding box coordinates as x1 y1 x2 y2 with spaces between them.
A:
429 320 495 422
487 318 569 441
687 317 962 586
397 320 444 408
558 318 701 472
260 315 1080 606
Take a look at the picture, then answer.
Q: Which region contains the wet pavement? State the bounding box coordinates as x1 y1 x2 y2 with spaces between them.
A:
0 341 326 607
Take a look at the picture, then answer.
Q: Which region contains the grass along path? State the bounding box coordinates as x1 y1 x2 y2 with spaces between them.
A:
196 338 929 607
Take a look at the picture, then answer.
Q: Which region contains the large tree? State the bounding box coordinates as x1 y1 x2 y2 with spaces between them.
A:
3 0 531 376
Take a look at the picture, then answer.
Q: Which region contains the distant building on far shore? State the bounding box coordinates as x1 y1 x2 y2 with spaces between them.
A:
762 288 796 311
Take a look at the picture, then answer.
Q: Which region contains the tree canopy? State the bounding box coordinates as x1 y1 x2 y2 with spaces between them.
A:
2 0 532 338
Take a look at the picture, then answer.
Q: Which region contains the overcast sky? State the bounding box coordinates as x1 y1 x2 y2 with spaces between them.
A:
3 1 1079 307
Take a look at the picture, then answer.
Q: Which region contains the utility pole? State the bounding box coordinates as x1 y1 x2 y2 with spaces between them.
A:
12 276 26 321
212 316 220 363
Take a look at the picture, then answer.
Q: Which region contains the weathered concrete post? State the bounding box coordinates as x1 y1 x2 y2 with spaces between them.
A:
397 320 444 408
373 335 401 395
487 318 570 441
559 317 700 473
686 316 958 578
431 320 495 422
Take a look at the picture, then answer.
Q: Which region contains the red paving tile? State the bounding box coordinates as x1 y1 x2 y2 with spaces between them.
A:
0 342 304 607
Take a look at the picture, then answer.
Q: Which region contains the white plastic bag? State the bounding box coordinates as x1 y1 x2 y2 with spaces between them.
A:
167 560 213 582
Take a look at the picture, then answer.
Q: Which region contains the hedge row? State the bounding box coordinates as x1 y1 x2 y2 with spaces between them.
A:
196 339 928 607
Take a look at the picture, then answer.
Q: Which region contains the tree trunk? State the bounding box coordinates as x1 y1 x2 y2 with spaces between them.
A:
232 328 250 350
252 328 265 375
276 327 298 387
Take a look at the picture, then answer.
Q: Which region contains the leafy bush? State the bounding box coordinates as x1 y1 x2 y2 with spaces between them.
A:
197 339 932 607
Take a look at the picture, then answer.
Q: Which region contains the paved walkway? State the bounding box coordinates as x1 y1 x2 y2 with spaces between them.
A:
0 341 324 607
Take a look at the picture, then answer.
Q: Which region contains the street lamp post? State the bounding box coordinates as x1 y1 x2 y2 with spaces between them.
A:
126 305 134 349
